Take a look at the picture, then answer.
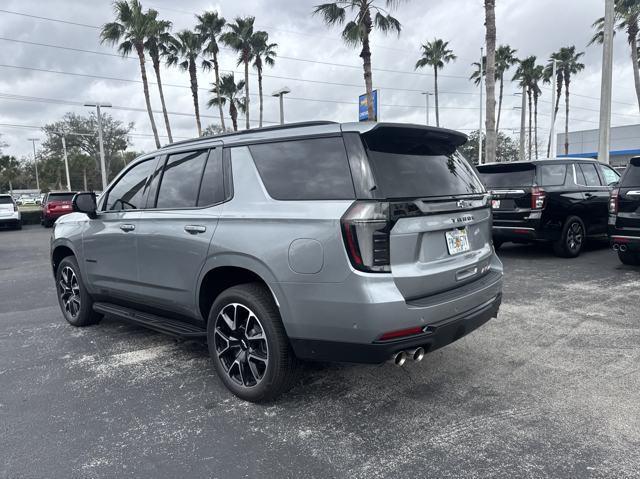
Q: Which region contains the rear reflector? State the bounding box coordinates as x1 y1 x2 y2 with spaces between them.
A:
513 229 531 234
378 326 424 341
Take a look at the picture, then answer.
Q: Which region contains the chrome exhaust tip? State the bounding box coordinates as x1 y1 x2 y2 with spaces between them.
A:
620 244 628 252
393 351 407 367
413 347 425 362
613 244 620 251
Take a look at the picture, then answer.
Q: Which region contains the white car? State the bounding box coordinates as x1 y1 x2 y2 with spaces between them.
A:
19 196 37 206
0 194 21 229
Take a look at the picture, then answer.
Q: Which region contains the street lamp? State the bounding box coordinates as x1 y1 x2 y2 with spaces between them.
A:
514 91 526 161
84 102 112 191
54 130 94 192
27 138 40 192
271 87 291 125
421 92 433 126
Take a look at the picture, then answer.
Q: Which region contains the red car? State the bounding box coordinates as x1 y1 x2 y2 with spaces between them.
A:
41 192 77 227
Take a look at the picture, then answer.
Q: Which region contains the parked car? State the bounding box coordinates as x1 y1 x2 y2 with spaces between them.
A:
19 195 37 206
51 121 503 401
477 158 620 257
41 191 77 227
0 194 22 229
609 156 640 265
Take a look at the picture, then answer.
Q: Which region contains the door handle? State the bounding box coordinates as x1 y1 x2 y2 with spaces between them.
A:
184 225 206 234
584 192 594 198
119 224 135 232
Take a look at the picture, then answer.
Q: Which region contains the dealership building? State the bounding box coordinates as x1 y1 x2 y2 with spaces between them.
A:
557 124 640 167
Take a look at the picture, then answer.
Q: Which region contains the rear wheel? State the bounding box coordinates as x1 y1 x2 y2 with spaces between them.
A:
618 249 640 266
56 256 101 326
207 283 298 402
553 216 585 258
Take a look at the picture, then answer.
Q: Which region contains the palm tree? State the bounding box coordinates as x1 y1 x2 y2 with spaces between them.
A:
415 39 456 127
221 17 258 130
196 11 227 132
207 73 247 132
166 30 205 136
314 1 402 122
252 32 278 128
101 0 160 148
543 53 564 156
531 62 545 159
590 0 640 111
484 0 497 164
513 56 536 160
144 10 173 143
545 46 585 156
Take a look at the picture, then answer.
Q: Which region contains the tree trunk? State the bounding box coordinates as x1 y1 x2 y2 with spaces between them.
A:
564 75 570 156
230 102 238 132
152 55 173 143
258 64 264 128
546 72 564 156
628 19 640 112
434 66 440 127
360 8 374 121
484 0 497 164
135 44 160 148
244 54 250 130
212 52 226 131
527 87 533 160
189 60 202 136
83 167 87 191
534 91 539 159
496 73 504 133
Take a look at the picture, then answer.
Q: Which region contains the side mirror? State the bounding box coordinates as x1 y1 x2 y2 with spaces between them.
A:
73 192 97 219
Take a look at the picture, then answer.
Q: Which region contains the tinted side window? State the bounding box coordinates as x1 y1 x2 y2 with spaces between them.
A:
621 163 640 187
538 164 567 186
249 137 355 200
105 159 156 211
156 150 208 209
197 148 225 206
579 164 602 187
599 164 620 186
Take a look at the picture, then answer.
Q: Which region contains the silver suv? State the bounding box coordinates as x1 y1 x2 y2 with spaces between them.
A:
51 121 503 402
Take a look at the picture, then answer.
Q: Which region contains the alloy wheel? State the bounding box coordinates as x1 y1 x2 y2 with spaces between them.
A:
214 303 269 388
59 266 81 318
567 221 584 252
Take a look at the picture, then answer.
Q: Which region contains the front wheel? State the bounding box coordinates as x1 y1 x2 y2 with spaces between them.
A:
618 249 640 266
553 216 585 258
207 283 298 402
56 256 102 327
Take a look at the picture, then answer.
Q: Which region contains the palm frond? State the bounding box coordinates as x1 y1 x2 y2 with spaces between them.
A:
373 12 401 35
313 3 347 25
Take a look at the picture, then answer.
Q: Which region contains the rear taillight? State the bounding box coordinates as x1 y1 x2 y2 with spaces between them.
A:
531 186 546 209
609 188 619 215
341 201 391 273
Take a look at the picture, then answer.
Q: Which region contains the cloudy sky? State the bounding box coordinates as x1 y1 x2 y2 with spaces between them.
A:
1 0 639 160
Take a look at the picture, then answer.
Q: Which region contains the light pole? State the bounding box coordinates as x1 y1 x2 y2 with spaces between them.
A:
479 47 484 165
271 87 291 125
548 60 558 160
598 0 615 165
421 92 433 126
27 138 40 191
515 90 526 161
84 102 112 191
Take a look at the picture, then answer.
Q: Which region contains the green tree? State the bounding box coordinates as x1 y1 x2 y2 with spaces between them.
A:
166 30 205 136
314 0 402 122
144 9 174 143
252 32 278 128
197 11 227 132
415 39 456 127
590 0 640 111
484 0 497 164
530 62 545 159
101 0 160 148
459 130 519 165
202 124 225 136
207 73 247 132
0 155 21 194
513 56 536 160
221 17 259 130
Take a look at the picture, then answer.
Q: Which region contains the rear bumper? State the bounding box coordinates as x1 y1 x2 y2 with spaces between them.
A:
0 212 21 227
290 293 501 364
43 210 73 221
609 228 640 251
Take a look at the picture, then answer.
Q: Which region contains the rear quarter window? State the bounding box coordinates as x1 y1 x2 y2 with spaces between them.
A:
248 137 355 200
538 164 567 186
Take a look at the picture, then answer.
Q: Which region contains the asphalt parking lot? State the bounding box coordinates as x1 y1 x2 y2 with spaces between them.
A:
1 226 639 478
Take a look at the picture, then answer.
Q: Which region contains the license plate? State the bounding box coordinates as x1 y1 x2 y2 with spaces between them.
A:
445 228 471 255
61 205 71 209
491 199 501 209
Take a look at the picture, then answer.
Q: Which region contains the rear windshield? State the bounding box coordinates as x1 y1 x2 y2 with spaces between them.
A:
477 164 535 188
621 159 640 187
47 193 75 202
0 196 13 204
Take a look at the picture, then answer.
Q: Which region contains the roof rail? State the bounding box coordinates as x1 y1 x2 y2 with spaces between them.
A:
160 121 338 149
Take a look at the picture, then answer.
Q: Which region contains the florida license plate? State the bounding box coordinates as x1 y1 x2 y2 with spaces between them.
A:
445 228 470 255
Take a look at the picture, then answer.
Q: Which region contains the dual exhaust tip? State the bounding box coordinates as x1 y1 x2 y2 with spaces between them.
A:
392 347 425 367
613 244 628 252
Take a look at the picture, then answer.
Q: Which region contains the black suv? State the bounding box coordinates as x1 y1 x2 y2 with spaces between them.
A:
609 156 640 265
477 159 620 257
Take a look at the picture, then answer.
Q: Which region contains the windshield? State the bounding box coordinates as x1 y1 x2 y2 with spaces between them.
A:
477 164 536 188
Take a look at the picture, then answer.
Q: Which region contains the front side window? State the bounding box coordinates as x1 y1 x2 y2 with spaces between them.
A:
579 163 602 187
248 137 355 200
599 164 620 186
104 158 156 211
155 150 208 209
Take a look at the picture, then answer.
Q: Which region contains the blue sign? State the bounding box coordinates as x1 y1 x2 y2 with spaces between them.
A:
359 89 378 121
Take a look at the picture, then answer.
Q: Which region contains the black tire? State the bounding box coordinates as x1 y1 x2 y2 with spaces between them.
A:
55 256 102 327
14 222 22 230
207 283 298 402
553 216 585 258
618 249 640 266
